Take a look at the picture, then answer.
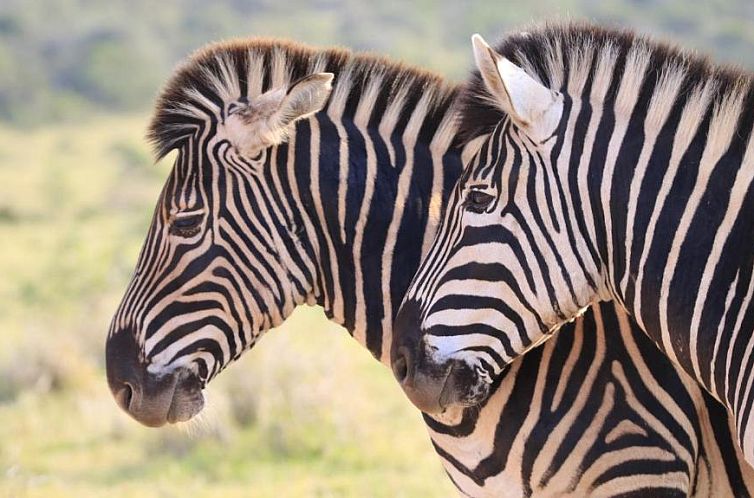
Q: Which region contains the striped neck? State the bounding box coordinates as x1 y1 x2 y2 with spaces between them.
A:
562 57 754 464
552 48 754 398
277 99 463 363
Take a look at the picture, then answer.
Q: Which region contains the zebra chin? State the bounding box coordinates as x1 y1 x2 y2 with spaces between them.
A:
106 328 205 427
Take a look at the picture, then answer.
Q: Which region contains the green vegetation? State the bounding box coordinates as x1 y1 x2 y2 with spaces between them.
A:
0 117 454 497
1 0 753 126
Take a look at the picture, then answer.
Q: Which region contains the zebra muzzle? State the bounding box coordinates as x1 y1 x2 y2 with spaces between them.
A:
393 348 453 415
106 328 205 427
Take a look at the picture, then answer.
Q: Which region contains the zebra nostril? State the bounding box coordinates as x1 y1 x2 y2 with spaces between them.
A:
123 382 134 409
116 382 134 411
392 346 412 385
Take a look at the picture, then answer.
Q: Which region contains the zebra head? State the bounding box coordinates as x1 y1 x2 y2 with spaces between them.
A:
106 48 334 427
392 35 605 414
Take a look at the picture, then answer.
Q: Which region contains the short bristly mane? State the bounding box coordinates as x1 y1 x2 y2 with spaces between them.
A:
458 21 754 145
148 38 459 160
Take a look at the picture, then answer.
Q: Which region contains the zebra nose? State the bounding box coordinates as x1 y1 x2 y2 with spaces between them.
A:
392 343 448 414
106 328 141 406
106 329 147 421
391 299 424 385
392 300 451 414
106 328 205 427
106 327 175 427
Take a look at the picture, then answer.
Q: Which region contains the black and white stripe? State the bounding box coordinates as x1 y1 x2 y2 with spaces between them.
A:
106 37 753 495
395 22 754 471
433 302 754 496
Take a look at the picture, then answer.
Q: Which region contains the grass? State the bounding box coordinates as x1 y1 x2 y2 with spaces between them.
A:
0 115 455 497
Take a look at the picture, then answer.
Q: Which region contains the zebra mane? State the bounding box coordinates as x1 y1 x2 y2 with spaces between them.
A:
148 38 459 160
458 21 754 145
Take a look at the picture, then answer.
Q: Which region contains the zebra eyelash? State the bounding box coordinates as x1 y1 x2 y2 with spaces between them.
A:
169 209 206 237
464 186 496 213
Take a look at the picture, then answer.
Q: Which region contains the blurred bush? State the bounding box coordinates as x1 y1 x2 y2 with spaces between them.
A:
0 0 753 126
0 332 95 402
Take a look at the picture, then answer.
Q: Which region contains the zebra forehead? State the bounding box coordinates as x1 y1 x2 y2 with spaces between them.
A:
457 20 753 146
147 37 458 161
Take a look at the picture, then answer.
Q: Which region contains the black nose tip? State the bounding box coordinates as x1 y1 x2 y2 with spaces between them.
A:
392 346 412 384
106 328 147 418
106 328 186 427
106 328 140 394
391 299 425 386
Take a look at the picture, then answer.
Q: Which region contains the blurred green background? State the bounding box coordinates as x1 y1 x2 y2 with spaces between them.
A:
0 1 752 497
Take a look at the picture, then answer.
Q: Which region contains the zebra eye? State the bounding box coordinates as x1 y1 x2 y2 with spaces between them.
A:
465 189 495 213
170 213 204 237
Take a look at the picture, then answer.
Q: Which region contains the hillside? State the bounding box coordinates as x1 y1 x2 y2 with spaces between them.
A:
1 0 753 125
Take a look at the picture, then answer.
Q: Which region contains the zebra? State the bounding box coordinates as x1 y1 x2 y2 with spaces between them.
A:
391 22 754 470
434 302 754 496
104 38 754 496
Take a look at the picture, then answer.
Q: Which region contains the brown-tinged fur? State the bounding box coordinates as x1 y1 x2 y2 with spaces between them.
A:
148 38 458 160
458 21 754 146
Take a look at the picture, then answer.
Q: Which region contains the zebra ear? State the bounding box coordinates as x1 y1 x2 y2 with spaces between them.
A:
275 72 334 129
224 73 334 156
471 34 557 129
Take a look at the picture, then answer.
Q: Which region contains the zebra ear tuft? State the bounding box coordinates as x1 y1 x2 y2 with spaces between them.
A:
471 34 557 129
275 72 334 129
224 73 334 156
